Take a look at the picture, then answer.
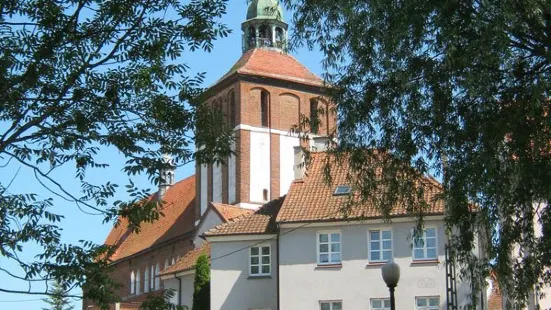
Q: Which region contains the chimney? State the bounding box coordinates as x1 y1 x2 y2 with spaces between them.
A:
293 146 305 180
158 154 175 200
311 136 330 151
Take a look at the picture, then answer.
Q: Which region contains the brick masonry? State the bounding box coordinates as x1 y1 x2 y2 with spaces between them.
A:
196 77 336 208
83 236 194 309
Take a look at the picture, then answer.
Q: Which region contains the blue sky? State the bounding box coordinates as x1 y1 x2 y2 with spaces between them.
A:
0 1 324 309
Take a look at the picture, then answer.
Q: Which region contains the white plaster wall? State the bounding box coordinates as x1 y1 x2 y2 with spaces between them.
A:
279 135 299 196
210 239 278 310
193 209 223 246
249 131 270 203
200 164 208 216
163 278 179 306
213 163 222 202
180 274 194 309
279 220 474 309
162 275 195 309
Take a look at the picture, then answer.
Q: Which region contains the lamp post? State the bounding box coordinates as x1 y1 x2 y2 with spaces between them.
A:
381 260 400 310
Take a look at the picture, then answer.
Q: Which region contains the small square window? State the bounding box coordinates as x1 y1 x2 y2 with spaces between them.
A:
320 301 342 310
371 298 390 310
250 246 270 276
415 297 439 310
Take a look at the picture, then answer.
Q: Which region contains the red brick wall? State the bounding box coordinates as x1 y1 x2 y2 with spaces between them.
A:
196 78 336 207
83 237 194 309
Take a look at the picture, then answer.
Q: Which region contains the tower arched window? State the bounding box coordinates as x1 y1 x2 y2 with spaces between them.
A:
167 171 174 185
229 91 236 128
258 25 271 47
261 90 269 127
310 98 319 134
275 27 283 47
248 26 256 48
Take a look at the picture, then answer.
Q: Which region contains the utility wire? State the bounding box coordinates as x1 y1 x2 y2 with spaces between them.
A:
209 207 347 262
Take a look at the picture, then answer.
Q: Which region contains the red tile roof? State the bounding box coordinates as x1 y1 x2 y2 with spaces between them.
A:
217 48 325 87
204 196 285 237
210 202 254 222
160 242 211 276
205 151 445 236
276 152 445 223
104 175 196 262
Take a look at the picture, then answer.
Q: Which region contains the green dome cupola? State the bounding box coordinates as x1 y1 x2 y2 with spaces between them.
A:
242 0 288 53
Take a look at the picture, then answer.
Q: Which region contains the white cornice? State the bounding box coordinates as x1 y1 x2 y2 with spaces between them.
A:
205 234 277 242
278 216 445 229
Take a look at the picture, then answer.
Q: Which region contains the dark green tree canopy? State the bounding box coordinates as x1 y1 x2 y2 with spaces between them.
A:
192 253 210 310
283 0 551 307
0 0 231 308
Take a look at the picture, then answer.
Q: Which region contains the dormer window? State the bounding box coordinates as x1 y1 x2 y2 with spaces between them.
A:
333 185 351 196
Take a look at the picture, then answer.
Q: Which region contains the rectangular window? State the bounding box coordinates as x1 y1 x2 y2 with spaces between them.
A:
261 91 269 127
320 301 342 310
369 229 392 262
250 246 270 276
318 232 341 265
144 267 150 293
413 227 437 260
310 99 319 134
130 271 135 295
370 299 390 310
415 297 439 310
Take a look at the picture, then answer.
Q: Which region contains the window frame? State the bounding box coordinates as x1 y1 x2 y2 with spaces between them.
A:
154 262 160 290
316 231 342 265
319 300 343 310
135 269 141 294
412 226 438 261
370 298 391 310
368 228 393 263
260 90 269 127
249 244 271 276
415 296 439 310
130 271 135 295
144 266 150 293
310 98 319 134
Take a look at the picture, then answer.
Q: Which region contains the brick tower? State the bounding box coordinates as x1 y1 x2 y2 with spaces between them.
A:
195 0 335 219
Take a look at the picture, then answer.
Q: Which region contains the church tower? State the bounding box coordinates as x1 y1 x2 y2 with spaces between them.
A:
195 0 335 219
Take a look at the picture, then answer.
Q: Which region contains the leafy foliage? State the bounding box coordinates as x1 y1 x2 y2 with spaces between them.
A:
283 0 551 307
42 280 74 310
0 0 231 308
139 289 189 310
192 253 210 310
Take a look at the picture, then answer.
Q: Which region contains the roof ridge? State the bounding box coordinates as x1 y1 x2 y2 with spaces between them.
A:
203 211 252 236
213 203 251 210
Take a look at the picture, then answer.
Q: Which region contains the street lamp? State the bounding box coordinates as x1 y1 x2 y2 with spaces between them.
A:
381 260 400 310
